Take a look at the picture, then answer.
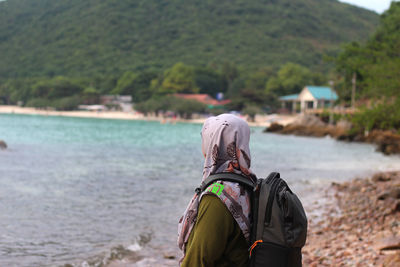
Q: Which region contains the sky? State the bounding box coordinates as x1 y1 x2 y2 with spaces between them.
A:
339 0 396 13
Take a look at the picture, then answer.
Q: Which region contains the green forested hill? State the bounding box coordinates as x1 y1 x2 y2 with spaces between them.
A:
0 0 378 78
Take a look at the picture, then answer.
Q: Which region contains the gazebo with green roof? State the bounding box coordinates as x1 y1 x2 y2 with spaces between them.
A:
279 86 338 113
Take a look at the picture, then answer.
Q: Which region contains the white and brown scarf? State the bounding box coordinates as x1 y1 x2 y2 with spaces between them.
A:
178 114 256 258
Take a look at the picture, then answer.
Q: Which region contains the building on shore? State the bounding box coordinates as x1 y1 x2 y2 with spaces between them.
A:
173 94 231 109
100 95 133 112
279 86 338 113
78 104 107 111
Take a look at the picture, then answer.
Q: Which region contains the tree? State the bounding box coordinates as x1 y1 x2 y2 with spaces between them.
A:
112 70 157 102
334 42 369 100
264 63 327 109
171 98 206 119
194 67 224 96
52 96 81 111
31 76 83 99
160 63 199 94
112 71 136 95
226 67 275 111
1 78 40 104
81 87 100 104
135 96 206 119
245 67 274 92
220 62 239 92
242 104 263 122
334 2 400 99
48 77 83 98
265 63 315 96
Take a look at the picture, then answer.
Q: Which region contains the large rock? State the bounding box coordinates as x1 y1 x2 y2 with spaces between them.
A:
375 236 400 251
372 172 398 182
279 123 333 137
264 122 284 132
0 140 7 150
262 115 400 155
367 130 400 155
376 188 399 201
390 188 400 199
275 114 336 137
394 200 400 213
292 114 326 127
382 252 400 267
336 119 352 131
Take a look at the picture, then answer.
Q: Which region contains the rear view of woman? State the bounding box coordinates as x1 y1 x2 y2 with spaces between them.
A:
178 114 257 266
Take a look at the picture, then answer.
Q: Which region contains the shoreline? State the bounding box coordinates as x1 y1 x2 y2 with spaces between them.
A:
0 105 291 127
265 114 400 155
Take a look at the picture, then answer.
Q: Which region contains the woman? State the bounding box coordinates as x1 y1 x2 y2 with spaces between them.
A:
178 114 257 266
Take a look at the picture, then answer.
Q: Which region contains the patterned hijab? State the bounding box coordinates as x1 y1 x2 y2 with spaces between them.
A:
178 114 256 257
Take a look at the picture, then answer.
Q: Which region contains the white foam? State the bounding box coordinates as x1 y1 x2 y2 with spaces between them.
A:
127 243 141 252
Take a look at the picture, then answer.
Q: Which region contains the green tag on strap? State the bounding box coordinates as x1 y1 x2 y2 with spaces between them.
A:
206 183 225 196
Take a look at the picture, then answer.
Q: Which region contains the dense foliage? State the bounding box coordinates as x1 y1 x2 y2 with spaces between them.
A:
334 2 400 100
349 97 400 134
0 0 378 78
334 2 400 133
135 96 207 119
264 62 326 102
0 61 330 113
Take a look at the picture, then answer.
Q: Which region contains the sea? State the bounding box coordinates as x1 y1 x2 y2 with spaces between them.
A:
0 114 399 267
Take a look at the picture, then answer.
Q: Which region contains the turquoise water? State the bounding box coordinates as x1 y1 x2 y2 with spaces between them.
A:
0 114 399 266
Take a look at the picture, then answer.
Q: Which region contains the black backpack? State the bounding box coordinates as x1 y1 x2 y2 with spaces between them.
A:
198 172 308 267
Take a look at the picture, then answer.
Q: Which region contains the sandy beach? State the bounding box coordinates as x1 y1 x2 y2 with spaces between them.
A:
0 105 147 120
0 105 296 127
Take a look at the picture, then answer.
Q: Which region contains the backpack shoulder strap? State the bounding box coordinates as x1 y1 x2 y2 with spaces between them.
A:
197 172 256 194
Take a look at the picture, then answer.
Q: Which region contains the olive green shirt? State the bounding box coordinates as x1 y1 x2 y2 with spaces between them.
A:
182 194 249 267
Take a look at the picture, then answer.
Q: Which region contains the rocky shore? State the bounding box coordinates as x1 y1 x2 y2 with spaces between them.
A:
265 115 400 155
303 171 400 266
